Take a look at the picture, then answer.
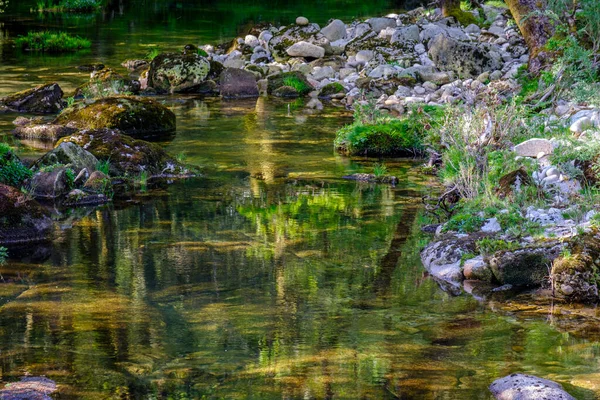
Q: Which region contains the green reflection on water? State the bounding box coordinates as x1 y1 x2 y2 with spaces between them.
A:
0 99 599 399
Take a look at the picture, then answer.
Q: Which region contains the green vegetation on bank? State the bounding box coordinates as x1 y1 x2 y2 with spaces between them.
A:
36 0 105 12
0 143 32 188
335 100 444 156
16 31 91 52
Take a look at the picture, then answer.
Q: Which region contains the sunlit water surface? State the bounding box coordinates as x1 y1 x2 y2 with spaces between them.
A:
1 1 600 399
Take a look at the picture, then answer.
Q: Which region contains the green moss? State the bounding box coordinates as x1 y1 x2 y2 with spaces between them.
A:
319 82 345 98
267 72 313 96
16 31 91 52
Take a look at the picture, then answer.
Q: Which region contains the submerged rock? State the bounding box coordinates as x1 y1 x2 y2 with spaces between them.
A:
12 116 77 142
74 68 140 98
54 97 176 139
147 53 211 93
420 233 481 285
0 376 57 400
489 373 575 400
1 83 64 114
58 128 192 177
0 184 53 245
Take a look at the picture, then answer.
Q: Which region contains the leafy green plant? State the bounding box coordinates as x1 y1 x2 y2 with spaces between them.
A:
66 96 75 107
37 0 103 12
146 47 160 60
0 143 32 187
443 213 485 233
97 159 111 175
16 31 91 52
175 152 187 163
65 168 75 188
373 163 387 177
0 246 8 265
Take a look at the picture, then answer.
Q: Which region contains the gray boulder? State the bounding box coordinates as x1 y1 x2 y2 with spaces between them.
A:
489 374 575 400
321 19 346 42
390 25 420 49
33 142 98 175
367 17 396 33
286 41 325 58
420 233 479 285
28 167 71 199
220 68 259 98
269 24 331 60
428 34 503 78
513 138 553 157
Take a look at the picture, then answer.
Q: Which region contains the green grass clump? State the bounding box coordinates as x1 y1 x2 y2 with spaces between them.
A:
37 0 104 12
282 76 312 96
476 238 520 256
0 143 32 188
146 47 161 61
335 104 443 157
16 31 91 53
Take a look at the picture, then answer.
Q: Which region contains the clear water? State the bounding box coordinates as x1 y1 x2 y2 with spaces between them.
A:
1 2 600 399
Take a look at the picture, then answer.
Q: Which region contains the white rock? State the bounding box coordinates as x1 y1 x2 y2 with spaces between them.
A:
414 43 426 54
244 34 259 47
296 16 309 26
321 19 346 42
570 116 593 134
414 86 426 95
286 41 325 58
311 66 335 80
367 17 396 33
481 218 502 233
355 50 374 64
514 138 553 158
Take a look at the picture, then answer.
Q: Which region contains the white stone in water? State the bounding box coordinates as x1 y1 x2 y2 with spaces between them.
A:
490 373 576 400
296 16 309 26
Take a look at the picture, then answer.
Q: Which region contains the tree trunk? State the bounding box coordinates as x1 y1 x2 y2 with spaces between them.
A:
440 0 478 25
504 0 555 74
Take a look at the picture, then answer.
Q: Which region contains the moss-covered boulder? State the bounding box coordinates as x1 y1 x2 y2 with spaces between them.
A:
1 83 64 113
551 232 600 303
147 53 210 93
28 166 73 199
489 241 564 287
267 71 313 97
74 68 141 98
318 82 346 99
428 35 502 79
54 97 176 139
58 129 192 177
0 184 53 245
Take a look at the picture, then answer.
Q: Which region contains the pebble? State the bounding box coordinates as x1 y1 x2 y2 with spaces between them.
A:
296 16 309 26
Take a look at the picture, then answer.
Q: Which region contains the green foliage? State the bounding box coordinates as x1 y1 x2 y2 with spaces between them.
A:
443 213 485 233
16 31 91 52
0 143 32 187
282 76 312 95
37 0 104 12
372 163 387 177
65 168 76 189
476 238 520 256
146 47 160 61
97 159 111 175
197 48 208 57
66 96 76 107
0 0 8 13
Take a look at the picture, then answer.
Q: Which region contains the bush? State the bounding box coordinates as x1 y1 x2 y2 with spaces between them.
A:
16 31 91 52
0 143 32 187
443 213 485 233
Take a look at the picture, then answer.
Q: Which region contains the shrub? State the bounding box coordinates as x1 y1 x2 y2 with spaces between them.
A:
0 143 32 187
37 0 103 12
16 31 91 52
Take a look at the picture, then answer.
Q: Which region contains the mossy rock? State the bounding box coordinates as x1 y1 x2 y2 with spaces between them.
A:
0 183 53 245
207 60 225 80
74 68 141 98
54 97 176 140
32 141 98 175
269 23 330 60
318 82 346 98
58 128 192 177
267 71 313 97
147 52 210 93
1 83 64 114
